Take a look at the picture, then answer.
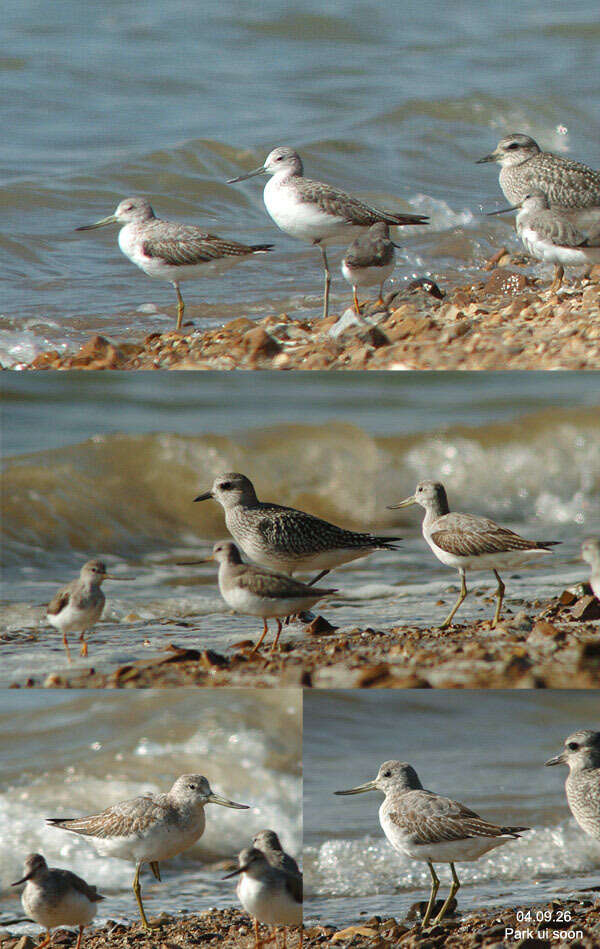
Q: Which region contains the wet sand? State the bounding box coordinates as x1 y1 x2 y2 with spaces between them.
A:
8 588 600 690
20 258 600 372
3 898 599 949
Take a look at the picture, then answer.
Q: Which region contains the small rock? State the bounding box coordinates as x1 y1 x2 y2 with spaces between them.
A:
305 615 338 636
484 268 530 295
328 308 365 339
242 327 281 361
572 595 600 621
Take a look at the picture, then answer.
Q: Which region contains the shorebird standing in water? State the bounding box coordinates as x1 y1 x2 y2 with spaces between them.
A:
581 538 600 598
224 846 303 948
46 559 132 660
228 147 427 319
77 196 273 330
12 853 104 949
546 731 600 845
477 133 600 208
194 472 401 586
335 760 528 928
388 480 559 628
183 541 337 652
341 222 397 314
47 774 249 930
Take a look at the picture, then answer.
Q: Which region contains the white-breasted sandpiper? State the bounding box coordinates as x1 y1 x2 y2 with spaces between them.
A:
47 774 249 929
228 147 427 319
77 196 273 330
388 480 558 628
335 760 528 928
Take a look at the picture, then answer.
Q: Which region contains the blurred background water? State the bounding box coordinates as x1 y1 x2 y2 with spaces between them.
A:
0 689 302 934
2 371 599 684
304 690 600 926
2 0 600 364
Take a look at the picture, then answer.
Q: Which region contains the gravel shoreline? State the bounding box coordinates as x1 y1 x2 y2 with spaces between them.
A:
3 898 600 949
19 258 600 372
7 588 599 690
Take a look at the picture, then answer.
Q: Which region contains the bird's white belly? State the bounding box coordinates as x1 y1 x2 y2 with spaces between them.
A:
47 601 103 634
342 260 395 288
238 876 302 926
23 886 96 928
220 582 320 619
264 178 353 244
520 230 588 267
380 811 514 863
91 814 205 863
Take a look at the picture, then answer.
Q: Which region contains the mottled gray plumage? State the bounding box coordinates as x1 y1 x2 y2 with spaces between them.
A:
335 759 528 928
388 480 558 628
77 196 273 331
215 541 338 602
195 472 400 579
478 133 600 208
546 731 600 841
516 194 600 248
225 846 303 911
13 853 104 906
47 560 106 619
252 829 302 878
343 222 395 269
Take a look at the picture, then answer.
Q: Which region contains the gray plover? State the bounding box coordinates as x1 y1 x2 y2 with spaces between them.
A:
252 830 302 878
224 846 303 948
194 472 401 585
47 774 249 930
581 538 600 598
341 222 397 314
388 480 558 628
77 196 273 331
12 853 104 949
194 540 338 652
47 560 132 661
335 760 528 928
228 147 427 319
546 731 600 843
477 133 600 208
491 192 600 291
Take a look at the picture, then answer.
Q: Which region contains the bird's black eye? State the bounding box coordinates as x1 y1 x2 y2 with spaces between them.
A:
567 742 579 751
506 143 520 150
383 770 392 777
220 482 232 491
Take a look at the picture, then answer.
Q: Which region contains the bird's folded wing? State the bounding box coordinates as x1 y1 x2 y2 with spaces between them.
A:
389 793 509 843
431 514 538 556
47 587 70 615
143 231 255 266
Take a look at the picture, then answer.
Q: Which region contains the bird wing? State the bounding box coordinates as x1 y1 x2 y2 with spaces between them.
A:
529 211 589 248
284 870 303 903
253 505 392 555
538 156 600 207
298 178 427 227
235 565 336 600
345 237 395 268
47 585 72 615
48 793 172 838
142 225 263 266
430 513 541 557
389 790 524 844
56 869 105 902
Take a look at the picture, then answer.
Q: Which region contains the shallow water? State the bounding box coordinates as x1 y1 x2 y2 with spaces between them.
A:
303 691 600 926
2 1 600 364
2 372 599 685
0 689 301 934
